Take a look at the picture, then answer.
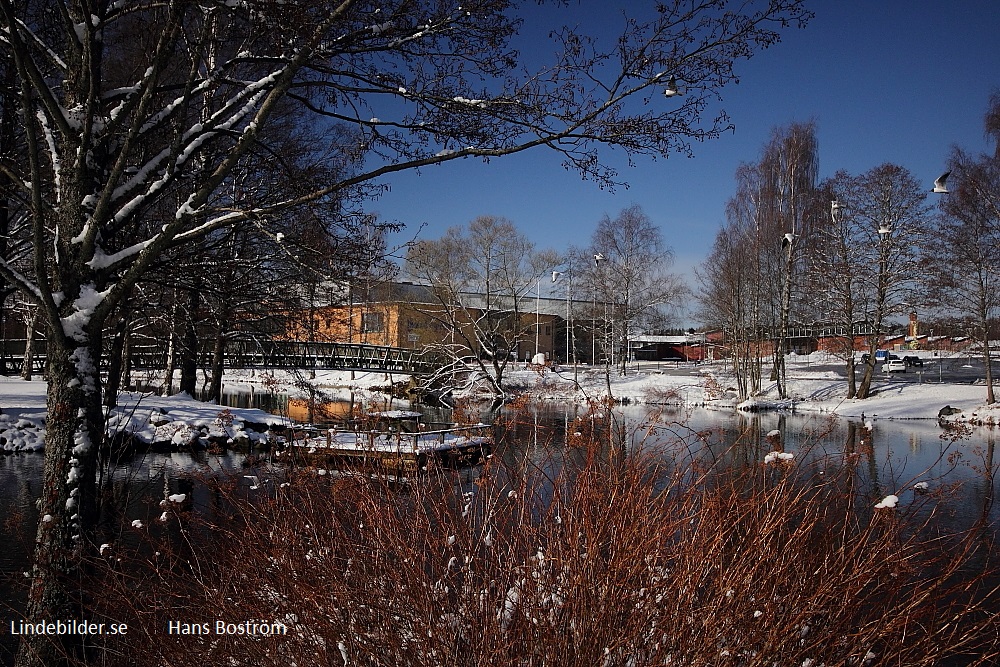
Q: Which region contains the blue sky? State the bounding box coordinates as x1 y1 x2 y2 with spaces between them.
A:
372 1 1000 284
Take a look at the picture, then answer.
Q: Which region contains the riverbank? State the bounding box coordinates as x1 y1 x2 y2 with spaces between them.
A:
501 350 998 423
1 350 996 454
0 378 290 453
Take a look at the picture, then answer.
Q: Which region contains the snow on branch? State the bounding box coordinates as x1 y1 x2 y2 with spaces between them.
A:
86 239 155 271
60 283 112 343
11 17 68 72
137 79 214 136
36 110 62 203
111 71 282 227
0 260 44 304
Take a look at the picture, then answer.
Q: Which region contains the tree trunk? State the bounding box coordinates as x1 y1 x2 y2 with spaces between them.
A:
774 241 794 399
179 286 201 396
208 320 227 404
857 358 876 399
103 311 130 407
983 340 995 405
845 356 857 399
162 297 179 396
857 323 885 400
21 307 40 381
16 341 103 667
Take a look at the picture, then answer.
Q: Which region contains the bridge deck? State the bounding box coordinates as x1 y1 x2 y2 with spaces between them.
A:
0 339 437 376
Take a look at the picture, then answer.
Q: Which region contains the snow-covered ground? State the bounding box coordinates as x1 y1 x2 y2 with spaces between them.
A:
499 350 998 424
0 377 289 453
1 350 997 453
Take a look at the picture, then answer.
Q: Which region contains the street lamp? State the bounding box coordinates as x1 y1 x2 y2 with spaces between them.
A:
535 276 541 359
663 75 682 98
592 253 605 365
552 268 577 385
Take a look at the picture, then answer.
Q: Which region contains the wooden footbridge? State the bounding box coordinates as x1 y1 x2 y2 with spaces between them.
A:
0 339 440 376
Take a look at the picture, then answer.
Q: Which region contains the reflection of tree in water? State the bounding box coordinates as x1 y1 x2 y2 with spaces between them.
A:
987 430 996 516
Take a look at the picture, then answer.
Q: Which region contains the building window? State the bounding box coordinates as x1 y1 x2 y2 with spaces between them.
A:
544 326 551 336
361 312 384 333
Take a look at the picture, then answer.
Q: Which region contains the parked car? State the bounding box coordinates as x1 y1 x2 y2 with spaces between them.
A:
902 355 924 367
861 352 900 365
882 359 906 373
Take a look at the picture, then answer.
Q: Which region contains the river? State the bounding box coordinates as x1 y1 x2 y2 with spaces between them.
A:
1 401 997 665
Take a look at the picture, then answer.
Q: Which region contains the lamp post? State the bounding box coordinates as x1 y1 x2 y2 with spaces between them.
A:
535 277 541 360
552 268 577 385
592 253 605 365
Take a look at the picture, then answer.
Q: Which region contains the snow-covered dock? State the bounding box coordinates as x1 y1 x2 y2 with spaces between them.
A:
282 411 492 473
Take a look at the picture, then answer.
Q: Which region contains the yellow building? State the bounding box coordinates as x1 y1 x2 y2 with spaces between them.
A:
286 282 563 362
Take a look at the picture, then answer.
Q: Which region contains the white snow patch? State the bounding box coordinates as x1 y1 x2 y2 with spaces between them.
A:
875 495 899 509
61 283 112 341
451 96 486 107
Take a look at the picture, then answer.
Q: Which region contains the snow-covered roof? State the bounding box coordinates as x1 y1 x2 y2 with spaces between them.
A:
630 335 693 345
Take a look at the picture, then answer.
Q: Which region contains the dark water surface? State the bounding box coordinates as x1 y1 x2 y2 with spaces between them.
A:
1 403 996 664
494 403 999 525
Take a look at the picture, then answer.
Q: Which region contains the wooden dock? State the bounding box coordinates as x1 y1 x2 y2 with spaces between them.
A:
281 412 492 474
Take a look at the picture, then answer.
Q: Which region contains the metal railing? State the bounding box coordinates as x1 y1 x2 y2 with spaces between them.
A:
0 338 440 376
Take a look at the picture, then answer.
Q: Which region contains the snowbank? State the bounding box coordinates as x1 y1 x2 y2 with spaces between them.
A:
0 379 289 453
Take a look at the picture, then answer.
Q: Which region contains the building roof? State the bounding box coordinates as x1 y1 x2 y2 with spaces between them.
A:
338 281 583 317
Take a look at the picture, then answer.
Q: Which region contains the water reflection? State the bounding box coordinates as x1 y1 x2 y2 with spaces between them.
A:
493 403 999 529
0 403 996 665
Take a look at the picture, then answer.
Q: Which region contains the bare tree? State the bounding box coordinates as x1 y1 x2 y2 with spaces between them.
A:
698 161 777 399
931 120 1000 404
588 205 684 375
406 215 557 396
758 122 819 398
838 165 933 399
803 174 868 398
0 1 810 663
699 220 760 398
699 124 818 401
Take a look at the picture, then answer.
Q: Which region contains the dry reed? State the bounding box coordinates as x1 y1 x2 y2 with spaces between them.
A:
52 404 1000 666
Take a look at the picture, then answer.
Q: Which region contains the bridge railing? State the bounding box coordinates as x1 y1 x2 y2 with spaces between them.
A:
1 338 440 375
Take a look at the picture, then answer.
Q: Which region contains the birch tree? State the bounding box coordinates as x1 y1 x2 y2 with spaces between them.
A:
0 0 810 663
758 121 819 398
698 162 777 399
588 205 684 375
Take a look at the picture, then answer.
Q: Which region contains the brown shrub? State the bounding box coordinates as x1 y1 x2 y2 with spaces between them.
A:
69 411 1000 667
